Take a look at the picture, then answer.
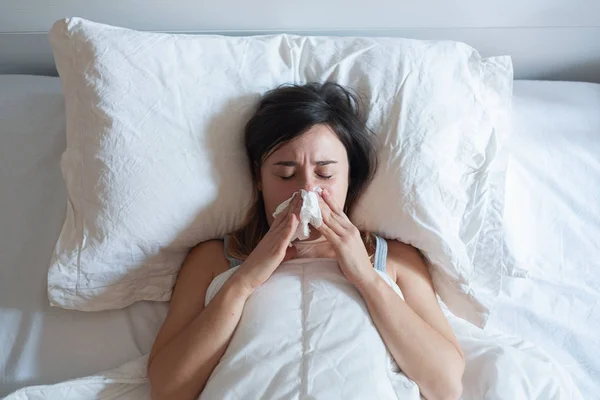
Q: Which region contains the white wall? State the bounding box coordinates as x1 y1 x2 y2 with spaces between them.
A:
1 0 599 82
2 0 599 32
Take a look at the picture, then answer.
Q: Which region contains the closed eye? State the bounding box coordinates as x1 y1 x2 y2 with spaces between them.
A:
279 174 331 180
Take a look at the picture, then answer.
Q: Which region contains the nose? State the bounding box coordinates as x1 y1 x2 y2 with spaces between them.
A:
298 172 316 192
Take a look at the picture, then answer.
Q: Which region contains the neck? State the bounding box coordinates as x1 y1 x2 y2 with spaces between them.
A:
293 234 336 259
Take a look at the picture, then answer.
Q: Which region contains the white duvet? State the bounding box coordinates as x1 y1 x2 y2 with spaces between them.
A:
6 259 582 400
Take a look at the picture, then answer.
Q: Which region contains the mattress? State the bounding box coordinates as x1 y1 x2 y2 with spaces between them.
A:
0 75 598 398
486 80 600 397
0 76 170 396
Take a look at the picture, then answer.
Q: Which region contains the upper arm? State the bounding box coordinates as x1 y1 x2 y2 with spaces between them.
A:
386 240 464 358
148 239 230 367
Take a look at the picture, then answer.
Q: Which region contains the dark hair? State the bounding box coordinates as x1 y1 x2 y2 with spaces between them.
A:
229 81 378 259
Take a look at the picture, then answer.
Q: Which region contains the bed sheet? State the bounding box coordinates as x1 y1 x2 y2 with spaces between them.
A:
0 75 169 397
486 80 600 398
0 76 598 398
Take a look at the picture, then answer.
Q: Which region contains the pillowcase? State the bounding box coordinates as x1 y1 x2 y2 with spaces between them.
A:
48 17 512 327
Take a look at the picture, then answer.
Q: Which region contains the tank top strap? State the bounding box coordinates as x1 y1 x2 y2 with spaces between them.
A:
223 234 244 269
373 235 388 273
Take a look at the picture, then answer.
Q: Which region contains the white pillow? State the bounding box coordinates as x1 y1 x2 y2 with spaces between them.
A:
48 17 512 327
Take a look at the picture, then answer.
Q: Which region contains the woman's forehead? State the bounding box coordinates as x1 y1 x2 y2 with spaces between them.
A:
268 125 347 161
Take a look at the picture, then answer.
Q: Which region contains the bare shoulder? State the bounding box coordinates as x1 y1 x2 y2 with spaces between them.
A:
148 239 229 366
169 238 230 312
174 239 230 287
184 239 230 274
386 239 424 264
385 239 431 287
187 239 229 261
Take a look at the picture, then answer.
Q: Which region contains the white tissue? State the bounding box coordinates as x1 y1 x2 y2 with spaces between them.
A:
273 187 323 243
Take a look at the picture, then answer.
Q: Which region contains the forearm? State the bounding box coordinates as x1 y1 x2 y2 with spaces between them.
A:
148 277 249 400
357 275 464 400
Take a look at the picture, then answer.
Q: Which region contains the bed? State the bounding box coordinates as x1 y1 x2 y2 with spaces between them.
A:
0 73 598 398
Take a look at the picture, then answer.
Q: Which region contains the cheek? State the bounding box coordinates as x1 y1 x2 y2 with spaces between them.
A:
260 175 297 222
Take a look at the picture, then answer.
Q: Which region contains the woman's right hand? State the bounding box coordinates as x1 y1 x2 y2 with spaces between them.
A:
232 194 301 296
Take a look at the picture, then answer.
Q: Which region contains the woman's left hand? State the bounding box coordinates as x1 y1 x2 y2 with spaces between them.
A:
315 189 378 288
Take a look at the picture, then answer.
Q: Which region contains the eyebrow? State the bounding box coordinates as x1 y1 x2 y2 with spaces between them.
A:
272 160 338 166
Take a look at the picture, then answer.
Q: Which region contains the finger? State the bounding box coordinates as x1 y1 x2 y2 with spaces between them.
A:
315 218 341 245
323 190 354 229
321 188 343 215
273 212 294 236
288 193 301 217
272 194 299 230
277 215 299 251
268 215 296 255
271 207 288 230
317 196 347 237
280 213 300 242
317 193 330 216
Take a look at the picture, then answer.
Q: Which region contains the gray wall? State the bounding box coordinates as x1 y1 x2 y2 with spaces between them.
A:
2 0 600 32
1 0 600 82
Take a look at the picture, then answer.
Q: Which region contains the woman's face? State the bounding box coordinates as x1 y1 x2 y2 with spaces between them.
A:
260 124 350 231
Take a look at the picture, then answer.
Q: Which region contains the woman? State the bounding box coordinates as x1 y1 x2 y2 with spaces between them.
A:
146 82 465 400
